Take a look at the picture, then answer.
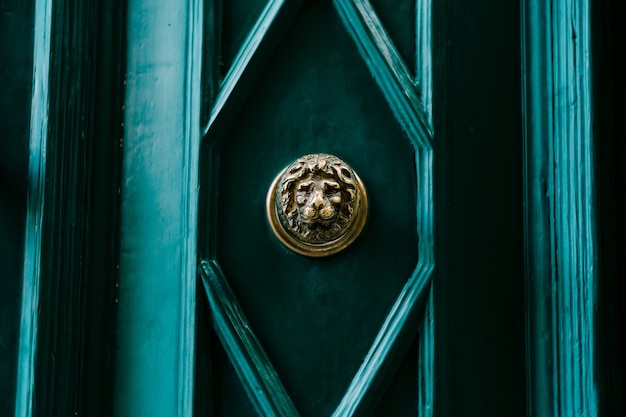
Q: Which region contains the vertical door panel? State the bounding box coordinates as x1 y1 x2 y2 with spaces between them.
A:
199 0 433 415
434 0 526 415
0 0 34 413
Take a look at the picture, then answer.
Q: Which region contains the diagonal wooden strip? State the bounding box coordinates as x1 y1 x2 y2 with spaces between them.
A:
332 264 434 417
201 1 435 415
199 260 301 417
552 0 597 413
331 1 435 415
204 0 303 139
418 286 435 417
14 0 53 415
416 0 433 126
333 0 433 150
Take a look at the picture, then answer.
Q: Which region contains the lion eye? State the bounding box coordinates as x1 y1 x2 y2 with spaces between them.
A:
324 181 340 192
297 181 314 193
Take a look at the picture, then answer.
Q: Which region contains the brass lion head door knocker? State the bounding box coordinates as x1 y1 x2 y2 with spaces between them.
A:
266 153 368 257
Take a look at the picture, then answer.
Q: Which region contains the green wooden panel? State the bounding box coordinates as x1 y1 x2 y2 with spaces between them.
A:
220 0 268 77
113 0 203 415
592 1 626 414
0 0 34 414
433 0 527 415
199 1 434 415
522 0 613 415
14 0 125 415
368 0 416 76
9 0 625 415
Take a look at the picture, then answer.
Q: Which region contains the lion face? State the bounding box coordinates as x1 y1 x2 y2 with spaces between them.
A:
276 154 361 244
267 153 368 256
295 174 342 226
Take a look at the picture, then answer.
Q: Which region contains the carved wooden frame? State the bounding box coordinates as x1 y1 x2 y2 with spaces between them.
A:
15 0 126 415
522 0 605 415
199 0 435 416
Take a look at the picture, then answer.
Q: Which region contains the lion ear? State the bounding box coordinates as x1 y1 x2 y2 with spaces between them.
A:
288 161 305 175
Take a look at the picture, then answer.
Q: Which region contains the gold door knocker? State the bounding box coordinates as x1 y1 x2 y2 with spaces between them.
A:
266 153 368 257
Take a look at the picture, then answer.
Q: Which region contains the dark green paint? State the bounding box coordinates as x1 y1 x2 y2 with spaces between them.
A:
433 0 527 415
368 0 416 76
112 0 202 415
201 261 300 417
0 0 34 414
522 0 623 415
331 1 434 415
417 287 434 415
521 0 554 414
220 0 269 78
204 0 303 140
204 3 419 414
593 0 626 415
9 0 625 415
15 0 125 415
199 1 434 416
550 2 598 411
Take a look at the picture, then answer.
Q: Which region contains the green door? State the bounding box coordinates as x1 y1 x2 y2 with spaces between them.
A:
197 1 434 415
9 0 625 416
194 0 524 415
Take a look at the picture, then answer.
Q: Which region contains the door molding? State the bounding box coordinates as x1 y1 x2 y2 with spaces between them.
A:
522 0 601 415
15 0 126 415
112 0 203 415
198 0 435 415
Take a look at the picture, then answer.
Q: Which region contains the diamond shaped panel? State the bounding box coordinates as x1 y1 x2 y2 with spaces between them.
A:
200 1 434 415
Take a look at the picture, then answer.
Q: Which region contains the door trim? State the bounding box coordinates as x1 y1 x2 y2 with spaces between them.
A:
197 1 435 415
15 0 126 415
112 0 203 415
522 0 601 415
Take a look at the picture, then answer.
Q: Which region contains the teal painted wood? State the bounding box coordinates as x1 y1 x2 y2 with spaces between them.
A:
592 2 626 413
14 0 52 415
331 1 434 415
415 2 434 415
201 1 434 414
333 0 433 151
331 268 433 417
200 261 300 417
204 0 303 140
112 0 203 415
198 5 302 410
416 0 432 126
418 286 434 417
80 1 126 413
179 0 204 415
0 0 34 412
552 1 598 415
200 0 221 129
521 0 556 415
522 0 599 415
201 0 302 261
432 0 526 413
15 0 125 415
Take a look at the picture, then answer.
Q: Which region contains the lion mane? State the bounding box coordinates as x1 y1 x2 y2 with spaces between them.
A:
276 154 359 244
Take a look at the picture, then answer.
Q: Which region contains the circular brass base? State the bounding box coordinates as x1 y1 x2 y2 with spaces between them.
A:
266 154 368 257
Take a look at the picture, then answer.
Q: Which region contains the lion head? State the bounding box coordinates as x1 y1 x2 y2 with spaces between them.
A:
275 154 361 244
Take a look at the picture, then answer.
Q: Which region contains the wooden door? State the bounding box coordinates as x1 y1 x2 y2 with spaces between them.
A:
10 0 625 416
195 0 524 415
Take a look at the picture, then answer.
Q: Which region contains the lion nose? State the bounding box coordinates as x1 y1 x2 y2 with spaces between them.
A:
311 191 324 209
